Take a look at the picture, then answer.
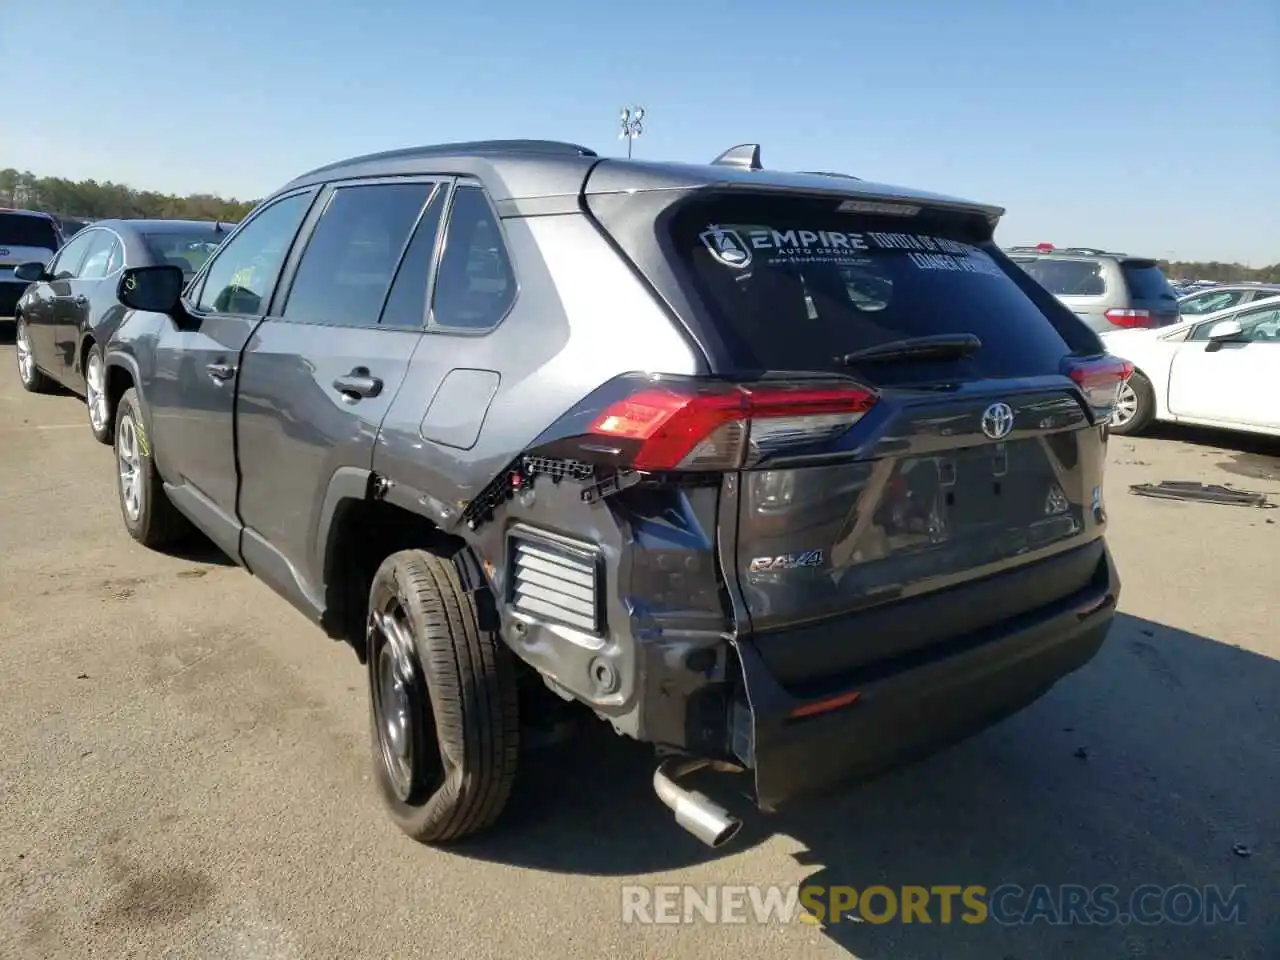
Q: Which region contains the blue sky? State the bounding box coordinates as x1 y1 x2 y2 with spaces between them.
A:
2 0 1276 263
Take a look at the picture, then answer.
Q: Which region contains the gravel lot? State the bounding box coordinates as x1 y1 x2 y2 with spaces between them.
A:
1 318 1276 960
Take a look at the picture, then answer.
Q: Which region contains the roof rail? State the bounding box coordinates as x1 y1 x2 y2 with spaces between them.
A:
296 139 599 180
800 171 863 181
403 139 598 159
711 143 763 171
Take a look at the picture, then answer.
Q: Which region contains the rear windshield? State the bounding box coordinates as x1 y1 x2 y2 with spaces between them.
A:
0 213 59 251
669 195 1075 383
143 231 223 275
1120 261 1176 301
1014 257 1107 297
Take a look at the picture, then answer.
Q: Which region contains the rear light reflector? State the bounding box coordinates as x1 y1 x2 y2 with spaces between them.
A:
1104 308 1154 329
1066 355 1133 418
587 381 877 471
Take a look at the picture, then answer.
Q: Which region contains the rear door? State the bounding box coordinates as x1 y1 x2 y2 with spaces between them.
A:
660 193 1119 673
234 177 444 608
1119 259 1180 327
21 228 97 379
53 229 120 387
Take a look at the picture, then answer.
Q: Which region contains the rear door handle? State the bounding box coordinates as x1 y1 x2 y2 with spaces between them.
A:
332 369 383 399
206 362 235 381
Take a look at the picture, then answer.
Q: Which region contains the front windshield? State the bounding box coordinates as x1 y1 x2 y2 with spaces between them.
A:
142 230 224 275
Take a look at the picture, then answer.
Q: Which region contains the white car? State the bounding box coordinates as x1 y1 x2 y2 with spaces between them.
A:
1101 295 1280 437
1177 283 1280 317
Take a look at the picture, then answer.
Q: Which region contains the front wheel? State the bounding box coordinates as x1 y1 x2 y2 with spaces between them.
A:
14 317 52 394
1109 371 1155 436
114 388 192 549
367 549 520 843
85 344 113 444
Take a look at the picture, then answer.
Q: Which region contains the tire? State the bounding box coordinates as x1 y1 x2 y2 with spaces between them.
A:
84 344 113 444
14 316 53 394
366 549 520 843
1109 371 1155 436
114 387 192 549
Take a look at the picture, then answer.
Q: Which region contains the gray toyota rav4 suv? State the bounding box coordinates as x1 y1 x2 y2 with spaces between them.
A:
103 140 1127 847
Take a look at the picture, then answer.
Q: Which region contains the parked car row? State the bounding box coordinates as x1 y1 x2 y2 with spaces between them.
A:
11 218 230 441
999 250 1279 435
10 140 1131 850
1099 294 1280 437
1005 245 1180 332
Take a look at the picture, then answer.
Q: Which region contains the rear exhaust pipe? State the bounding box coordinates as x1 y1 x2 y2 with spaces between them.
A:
653 758 744 848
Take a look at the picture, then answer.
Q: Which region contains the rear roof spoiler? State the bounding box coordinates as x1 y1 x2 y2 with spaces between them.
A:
708 144 863 181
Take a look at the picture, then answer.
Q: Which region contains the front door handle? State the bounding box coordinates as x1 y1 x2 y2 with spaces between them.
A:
206 362 235 381
332 368 383 399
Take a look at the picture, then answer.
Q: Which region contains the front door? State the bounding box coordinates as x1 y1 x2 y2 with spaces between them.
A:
1166 304 1280 429
235 178 445 608
146 189 317 558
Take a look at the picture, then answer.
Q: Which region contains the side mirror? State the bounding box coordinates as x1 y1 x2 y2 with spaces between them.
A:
13 261 48 283
1206 319 1243 342
117 265 186 315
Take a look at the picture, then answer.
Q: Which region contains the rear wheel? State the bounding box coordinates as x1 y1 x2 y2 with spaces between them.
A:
367 549 520 843
14 317 52 394
1109 371 1155 435
114 387 192 549
85 344 113 444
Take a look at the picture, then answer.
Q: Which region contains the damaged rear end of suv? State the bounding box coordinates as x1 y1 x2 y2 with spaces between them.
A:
467 146 1128 846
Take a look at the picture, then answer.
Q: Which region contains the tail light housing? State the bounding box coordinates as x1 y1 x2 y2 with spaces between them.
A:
1104 308 1154 329
584 377 877 471
1065 355 1133 419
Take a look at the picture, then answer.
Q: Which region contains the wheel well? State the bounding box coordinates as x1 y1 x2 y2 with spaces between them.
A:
79 335 96 375
321 497 480 658
104 364 134 422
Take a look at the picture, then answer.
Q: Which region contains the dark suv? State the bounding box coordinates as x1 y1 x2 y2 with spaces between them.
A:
102 140 1126 847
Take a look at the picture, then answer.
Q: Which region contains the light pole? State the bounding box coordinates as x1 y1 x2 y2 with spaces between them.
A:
619 105 645 159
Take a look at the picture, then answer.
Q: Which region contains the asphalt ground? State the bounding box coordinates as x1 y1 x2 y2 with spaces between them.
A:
1 318 1276 959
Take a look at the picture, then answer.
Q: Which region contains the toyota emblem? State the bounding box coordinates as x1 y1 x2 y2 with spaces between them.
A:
981 402 1015 440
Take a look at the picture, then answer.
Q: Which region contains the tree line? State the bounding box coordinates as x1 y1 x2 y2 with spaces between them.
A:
1158 260 1280 284
0 168 257 224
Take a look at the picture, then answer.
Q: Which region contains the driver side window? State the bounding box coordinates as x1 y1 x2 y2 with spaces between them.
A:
1191 306 1280 342
195 192 313 316
1236 307 1280 342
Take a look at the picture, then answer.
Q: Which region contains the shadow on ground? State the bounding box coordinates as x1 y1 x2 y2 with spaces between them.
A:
449 613 1277 959
1142 422 1280 483
0 318 13 346
165 533 238 567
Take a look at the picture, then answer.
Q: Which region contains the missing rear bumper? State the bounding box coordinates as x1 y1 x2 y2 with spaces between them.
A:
730 555 1120 810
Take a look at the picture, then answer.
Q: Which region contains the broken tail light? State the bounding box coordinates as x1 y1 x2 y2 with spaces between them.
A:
1065 355 1133 419
586 378 877 471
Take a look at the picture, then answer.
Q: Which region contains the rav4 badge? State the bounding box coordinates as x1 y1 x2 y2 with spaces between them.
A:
749 549 825 573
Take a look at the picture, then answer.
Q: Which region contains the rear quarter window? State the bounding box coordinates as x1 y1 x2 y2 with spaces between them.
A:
0 213 59 251
667 195 1078 384
1016 258 1107 297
